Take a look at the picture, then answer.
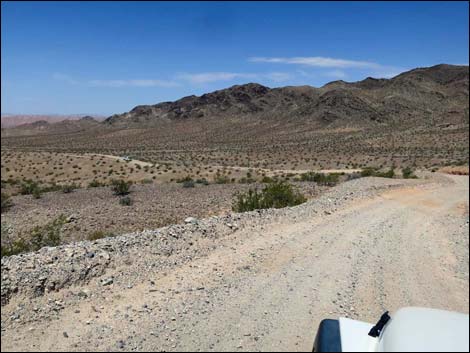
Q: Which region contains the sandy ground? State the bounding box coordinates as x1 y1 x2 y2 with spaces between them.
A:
1 174 468 351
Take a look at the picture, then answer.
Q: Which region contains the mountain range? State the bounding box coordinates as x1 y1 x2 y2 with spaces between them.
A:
103 64 469 129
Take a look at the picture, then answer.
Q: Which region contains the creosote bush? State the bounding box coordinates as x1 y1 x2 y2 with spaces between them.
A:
62 183 78 193
300 172 340 186
1 215 66 257
119 195 132 206
20 180 42 197
360 167 395 178
233 181 306 212
87 230 116 241
402 167 418 179
214 173 231 184
1 192 12 213
176 175 193 183
88 180 105 188
195 178 209 185
111 179 131 195
183 180 195 188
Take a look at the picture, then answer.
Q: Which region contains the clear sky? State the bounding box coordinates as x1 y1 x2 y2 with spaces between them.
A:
1 1 469 115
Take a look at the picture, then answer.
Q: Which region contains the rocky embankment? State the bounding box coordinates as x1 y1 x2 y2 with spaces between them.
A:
1 176 427 307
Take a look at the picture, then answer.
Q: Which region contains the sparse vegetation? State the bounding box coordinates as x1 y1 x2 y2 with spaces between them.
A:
87 230 116 241
233 181 306 212
195 178 209 185
402 167 418 179
29 214 66 251
88 179 105 188
214 173 231 184
361 167 395 178
183 180 195 188
20 180 41 196
62 183 78 193
1 192 12 213
119 196 132 206
300 172 341 186
1 215 66 257
111 179 131 195
176 175 194 183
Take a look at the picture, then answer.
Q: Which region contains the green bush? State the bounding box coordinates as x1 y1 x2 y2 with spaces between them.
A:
32 187 42 199
1 237 29 258
29 215 66 251
119 196 132 206
195 178 209 185
360 167 377 177
375 168 395 178
346 172 362 181
87 230 115 241
233 181 306 212
402 167 417 179
300 172 340 186
361 167 395 178
41 183 64 193
62 183 78 193
300 172 316 182
88 180 105 188
1 215 67 257
183 180 195 188
176 175 193 183
20 180 41 196
111 179 131 195
238 177 256 184
1 193 12 213
261 176 275 183
214 173 231 184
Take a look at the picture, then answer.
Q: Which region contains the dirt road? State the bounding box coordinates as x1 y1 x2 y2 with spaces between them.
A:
1 175 468 351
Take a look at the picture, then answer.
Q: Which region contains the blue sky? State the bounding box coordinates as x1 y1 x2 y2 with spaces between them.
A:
1 1 468 115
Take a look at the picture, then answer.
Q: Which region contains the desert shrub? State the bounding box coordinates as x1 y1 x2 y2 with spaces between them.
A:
20 180 41 196
62 183 78 193
111 179 131 195
1 237 29 258
183 180 195 188
360 167 378 177
119 196 132 206
87 230 115 241
214 174 231 184
29 215 66 251
238 177 256 184
261 176 275 183
1 193 12 213
300 172 340 186
234 189 262 212
346 172 362 181
361 167 395 178
300 172 316 182
88 180 104 188
176 175 193 183
2 215 67 257
32 187 42 199
233 181 306 212
375 168 395 178
195 178 209 185
402 167 417 179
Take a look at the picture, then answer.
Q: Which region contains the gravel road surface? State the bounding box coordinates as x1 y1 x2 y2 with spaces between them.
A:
1 174 468 351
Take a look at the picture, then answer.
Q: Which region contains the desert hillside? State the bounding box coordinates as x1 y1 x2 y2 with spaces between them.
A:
2 65 469 175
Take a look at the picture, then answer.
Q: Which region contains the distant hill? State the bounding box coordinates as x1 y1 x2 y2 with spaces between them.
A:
0 114 105 128
104 64 469 129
